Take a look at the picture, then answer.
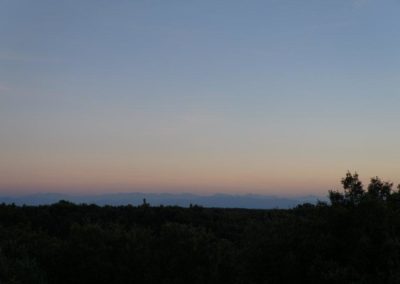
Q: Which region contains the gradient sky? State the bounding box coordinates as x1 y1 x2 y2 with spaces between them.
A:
1 0 400 195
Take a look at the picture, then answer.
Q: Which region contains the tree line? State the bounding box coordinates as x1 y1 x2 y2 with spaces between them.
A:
1 172 400 283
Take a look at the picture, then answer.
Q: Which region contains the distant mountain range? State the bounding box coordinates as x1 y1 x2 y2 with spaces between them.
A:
0 192 328 209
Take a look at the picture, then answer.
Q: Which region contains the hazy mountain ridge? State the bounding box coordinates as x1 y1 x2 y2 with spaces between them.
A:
0 192 327 209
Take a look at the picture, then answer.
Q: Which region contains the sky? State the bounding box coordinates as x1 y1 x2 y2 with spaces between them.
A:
1 0 400 196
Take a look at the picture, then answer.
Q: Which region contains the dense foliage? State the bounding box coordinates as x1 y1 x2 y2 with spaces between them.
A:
2 172 400 283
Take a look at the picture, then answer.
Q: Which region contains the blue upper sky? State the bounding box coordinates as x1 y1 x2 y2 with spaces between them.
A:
1 0 400 195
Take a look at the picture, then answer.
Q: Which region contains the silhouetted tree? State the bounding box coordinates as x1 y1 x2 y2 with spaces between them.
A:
367 177 393 201
341 171 364 204
328 189 345 205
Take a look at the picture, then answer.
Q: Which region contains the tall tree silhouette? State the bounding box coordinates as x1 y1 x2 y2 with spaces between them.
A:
341 171 364 204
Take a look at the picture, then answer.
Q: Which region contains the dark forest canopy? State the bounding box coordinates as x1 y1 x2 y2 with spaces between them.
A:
1 172 400 283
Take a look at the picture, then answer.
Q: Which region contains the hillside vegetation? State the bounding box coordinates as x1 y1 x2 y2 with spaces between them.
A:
1 172 400 283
